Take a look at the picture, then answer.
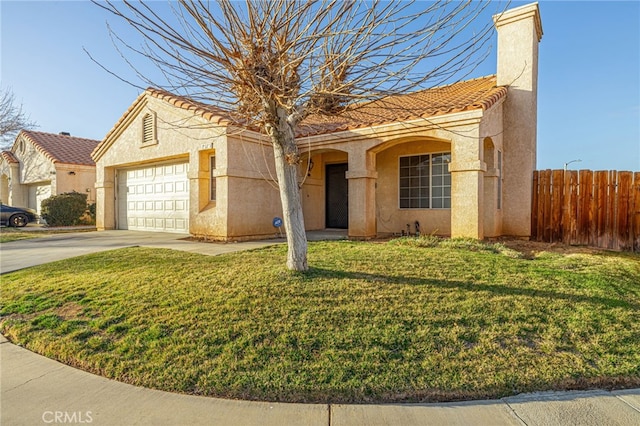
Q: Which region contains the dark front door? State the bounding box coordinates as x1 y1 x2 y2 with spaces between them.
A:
326 163 349 229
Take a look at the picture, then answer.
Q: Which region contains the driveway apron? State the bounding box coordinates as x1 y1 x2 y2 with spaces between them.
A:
0 230 280 274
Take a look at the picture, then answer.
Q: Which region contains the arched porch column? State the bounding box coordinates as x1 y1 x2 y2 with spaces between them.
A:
449 134 486 239
347 150 377 239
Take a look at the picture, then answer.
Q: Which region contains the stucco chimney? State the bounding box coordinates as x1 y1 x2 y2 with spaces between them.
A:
493 2 543 237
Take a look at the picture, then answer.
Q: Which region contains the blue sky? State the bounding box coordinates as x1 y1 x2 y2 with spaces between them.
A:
1 1 639 171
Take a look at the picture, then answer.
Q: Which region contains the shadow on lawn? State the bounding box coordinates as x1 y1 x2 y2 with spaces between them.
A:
305 267 640 311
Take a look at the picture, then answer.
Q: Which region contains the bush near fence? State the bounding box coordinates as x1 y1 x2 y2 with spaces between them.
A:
531 170 640 251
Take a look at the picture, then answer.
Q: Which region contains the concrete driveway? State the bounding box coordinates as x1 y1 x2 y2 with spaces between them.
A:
0 230 281 274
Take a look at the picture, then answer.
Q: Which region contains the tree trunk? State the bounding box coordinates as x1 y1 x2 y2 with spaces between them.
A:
270 108 308 271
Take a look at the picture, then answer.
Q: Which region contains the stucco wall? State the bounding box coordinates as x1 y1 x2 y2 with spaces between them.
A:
0 174 8 204
479 102 504 237
0 159 13 204
495 3 542 237
199 132 284 240
55 164 96 203
17 138 55 185
8 138 55 210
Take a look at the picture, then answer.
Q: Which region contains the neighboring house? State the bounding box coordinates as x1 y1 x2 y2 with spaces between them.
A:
93 3 542 241
0 130 100 214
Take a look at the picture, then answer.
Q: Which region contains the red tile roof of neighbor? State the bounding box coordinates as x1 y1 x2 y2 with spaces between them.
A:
1 151 19 164
20 131 100 166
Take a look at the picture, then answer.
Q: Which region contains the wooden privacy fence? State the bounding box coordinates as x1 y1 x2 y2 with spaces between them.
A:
531 170 640 251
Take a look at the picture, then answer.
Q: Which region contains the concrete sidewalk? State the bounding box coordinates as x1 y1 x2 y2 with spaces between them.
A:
1 335 639 426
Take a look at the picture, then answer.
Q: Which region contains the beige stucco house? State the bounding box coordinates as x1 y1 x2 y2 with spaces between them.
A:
93 3 542 241
0 130 100 214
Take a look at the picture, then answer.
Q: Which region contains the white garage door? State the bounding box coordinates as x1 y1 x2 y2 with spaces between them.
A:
117 162 189 233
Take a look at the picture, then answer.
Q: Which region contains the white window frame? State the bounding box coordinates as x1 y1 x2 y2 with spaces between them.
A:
399 152 451 209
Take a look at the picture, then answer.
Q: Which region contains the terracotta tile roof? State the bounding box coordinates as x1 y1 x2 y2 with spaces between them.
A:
297 75 507 136
1 150 19 164
20 130 100 166
146 88 232 125
99 75 505 153
143 76 505 138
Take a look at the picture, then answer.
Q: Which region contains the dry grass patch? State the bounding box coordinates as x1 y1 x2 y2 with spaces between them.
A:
0 227 95 243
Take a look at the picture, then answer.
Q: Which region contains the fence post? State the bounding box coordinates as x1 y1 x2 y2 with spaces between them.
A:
563 170 578 245
593 171 607 247
607 171 618 249
541 169 552 242
634 172 640 252
531 171 539 241
617 172 632 251
578 170 593 246
551 169 564 241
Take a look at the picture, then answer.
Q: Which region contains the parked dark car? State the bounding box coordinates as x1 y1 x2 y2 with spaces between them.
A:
0 203 38 227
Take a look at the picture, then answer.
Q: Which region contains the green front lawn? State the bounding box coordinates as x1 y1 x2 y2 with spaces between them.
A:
1 238 639 403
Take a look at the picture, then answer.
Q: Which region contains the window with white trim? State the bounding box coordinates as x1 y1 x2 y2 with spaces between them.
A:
209 155 216 201
399 153 451 209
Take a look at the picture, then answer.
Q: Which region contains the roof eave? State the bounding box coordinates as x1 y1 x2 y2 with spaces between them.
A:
298 108 488 146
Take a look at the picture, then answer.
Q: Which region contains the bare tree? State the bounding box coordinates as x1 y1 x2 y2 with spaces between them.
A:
0 88 36 149
94 0 500 271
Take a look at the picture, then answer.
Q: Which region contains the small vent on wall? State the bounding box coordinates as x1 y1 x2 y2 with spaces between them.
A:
142 114 154 145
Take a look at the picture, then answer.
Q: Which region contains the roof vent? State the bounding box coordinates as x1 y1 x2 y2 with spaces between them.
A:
59 132 71 136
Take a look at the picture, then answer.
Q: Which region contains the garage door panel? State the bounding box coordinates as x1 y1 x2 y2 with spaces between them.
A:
118 162 189 233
